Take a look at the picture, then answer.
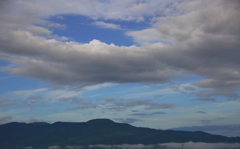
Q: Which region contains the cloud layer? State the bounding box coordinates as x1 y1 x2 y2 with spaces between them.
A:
47 142 240 149
0 0 240 98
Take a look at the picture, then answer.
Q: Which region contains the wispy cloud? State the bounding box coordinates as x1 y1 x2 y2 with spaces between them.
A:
92 21 122 30
0 116 12 124
114 118 143 124
0 99 17 107
114 100 174 110
193 98 216 102
130 111 165 117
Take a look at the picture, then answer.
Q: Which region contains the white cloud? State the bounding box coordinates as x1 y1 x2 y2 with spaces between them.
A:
48 146 61 149
162 142 240 149
12 88 48 98
62 142 240 149
92 21 122 30
0 0 239 99
3 0 174 21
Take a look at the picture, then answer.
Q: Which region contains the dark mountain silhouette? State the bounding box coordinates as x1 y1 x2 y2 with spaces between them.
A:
0 119 239 149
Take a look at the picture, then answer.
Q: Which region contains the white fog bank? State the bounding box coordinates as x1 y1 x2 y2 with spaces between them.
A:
44 142 240 149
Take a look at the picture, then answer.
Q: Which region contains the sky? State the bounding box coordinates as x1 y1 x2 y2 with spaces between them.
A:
0 0 240 137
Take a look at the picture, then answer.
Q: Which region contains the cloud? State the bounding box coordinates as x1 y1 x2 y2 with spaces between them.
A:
23 100 38 105
193 98 216 102
23 118 45 124
92 21 122 30
108 99 174 111
12 88 48 99
0 99 17 107
161 142 240 149
199 120 211 125
0 116 13 124
130 111 165 116
104 97 118 102
29 96 42 100
154 95 164 98
114 118 142 124
126 0 240 97
48 146 61 149
197 111 207 114
62 142 240 149
65 146 83 149
0 0 239 99
53 97 174 112
193 80 240 99
53 97 98 110
1 34 174 85
89 144 157 149
7 0 174 21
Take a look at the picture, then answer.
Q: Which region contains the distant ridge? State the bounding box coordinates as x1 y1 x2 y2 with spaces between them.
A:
0 119 239 149
29 122 50 125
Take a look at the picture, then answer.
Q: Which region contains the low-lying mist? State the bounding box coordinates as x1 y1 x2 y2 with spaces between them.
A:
36 142 240 149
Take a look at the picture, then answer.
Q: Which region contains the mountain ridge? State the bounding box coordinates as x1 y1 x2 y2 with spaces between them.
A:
0 119 239 149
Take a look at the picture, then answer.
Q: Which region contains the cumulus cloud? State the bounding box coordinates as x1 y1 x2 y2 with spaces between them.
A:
0 0 240 99
1 33 173 85
127 0 240 98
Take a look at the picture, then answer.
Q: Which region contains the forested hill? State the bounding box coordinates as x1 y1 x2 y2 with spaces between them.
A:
0 119 239 149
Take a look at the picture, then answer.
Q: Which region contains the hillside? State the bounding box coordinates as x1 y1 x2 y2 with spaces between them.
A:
0 119 239 149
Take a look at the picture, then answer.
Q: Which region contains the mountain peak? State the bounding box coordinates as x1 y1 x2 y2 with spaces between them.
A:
1 119 239 149
87 118 114 123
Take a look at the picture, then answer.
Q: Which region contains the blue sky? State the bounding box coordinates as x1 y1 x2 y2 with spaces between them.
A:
0 0 240 137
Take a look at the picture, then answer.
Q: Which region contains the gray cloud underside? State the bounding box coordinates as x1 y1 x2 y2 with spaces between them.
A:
54 97 173 111
0 0 240 98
